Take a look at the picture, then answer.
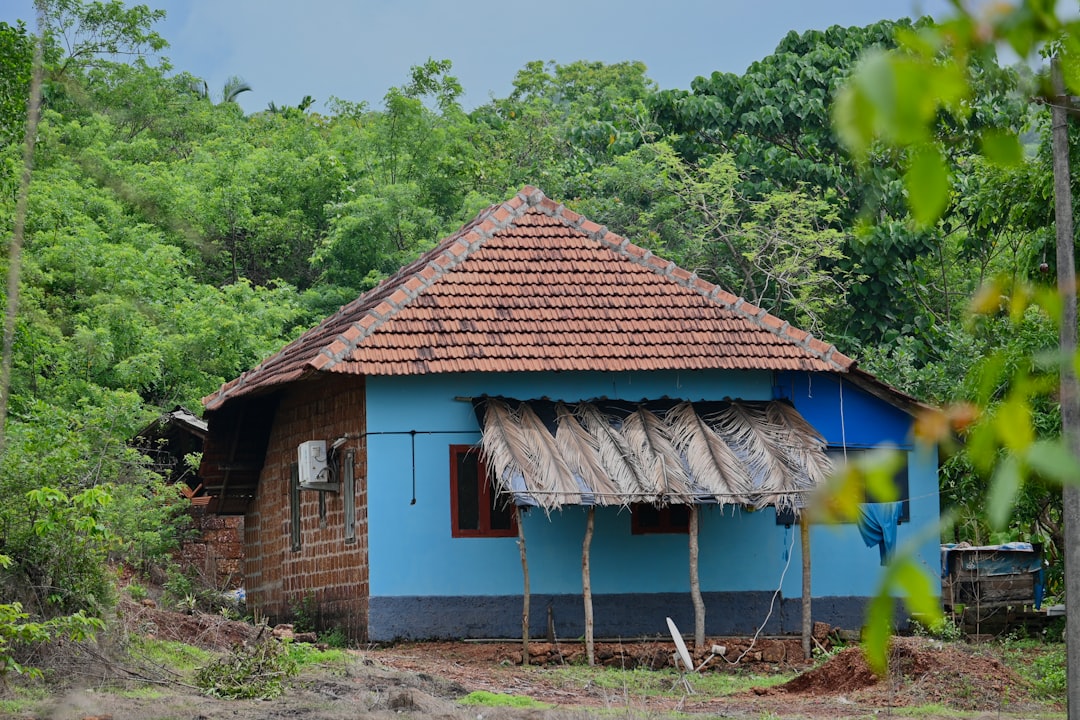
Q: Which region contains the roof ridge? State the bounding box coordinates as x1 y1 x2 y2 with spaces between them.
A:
527 196 854 374
312 187 546 371
202 185 857 412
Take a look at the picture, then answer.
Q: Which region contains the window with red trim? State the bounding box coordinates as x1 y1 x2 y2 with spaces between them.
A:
631 503 691 535
450 445 516 538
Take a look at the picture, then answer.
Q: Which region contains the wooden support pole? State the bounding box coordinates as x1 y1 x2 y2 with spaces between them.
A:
689 505 705 649
517 505 530 665
583 506 595 666
0 6 44 453
801 513 812 660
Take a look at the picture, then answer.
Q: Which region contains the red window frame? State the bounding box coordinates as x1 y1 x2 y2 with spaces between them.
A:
449 445 517 538
630 503 691 535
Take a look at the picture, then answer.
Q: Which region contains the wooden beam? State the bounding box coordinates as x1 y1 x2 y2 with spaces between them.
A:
583 506 596 665
801 514 812 660
690 505 705 649
516 506 530 665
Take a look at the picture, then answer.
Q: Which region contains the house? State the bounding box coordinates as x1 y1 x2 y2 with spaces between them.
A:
134 407 244 590
199 186 940 642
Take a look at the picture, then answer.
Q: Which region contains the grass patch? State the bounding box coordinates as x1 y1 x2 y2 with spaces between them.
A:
0 686 49 716
284 642 348 669
545 665 792 698
459 690 553 708
127 636 214 673
1000 638 1067 703
899 703 970 717
116 686 169 699
0 698 34 715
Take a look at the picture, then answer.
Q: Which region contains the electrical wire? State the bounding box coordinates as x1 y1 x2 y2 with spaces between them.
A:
722 520 798 665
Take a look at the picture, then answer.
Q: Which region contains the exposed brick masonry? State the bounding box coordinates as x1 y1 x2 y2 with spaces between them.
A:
181 506 244 589
244 375 369 640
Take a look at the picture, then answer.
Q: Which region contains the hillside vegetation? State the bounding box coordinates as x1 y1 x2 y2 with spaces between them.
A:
0 0 1073 677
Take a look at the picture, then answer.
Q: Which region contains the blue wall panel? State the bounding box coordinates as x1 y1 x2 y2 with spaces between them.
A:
364 369 940 639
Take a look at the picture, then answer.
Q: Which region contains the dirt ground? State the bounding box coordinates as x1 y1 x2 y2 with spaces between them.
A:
5 601 1061 720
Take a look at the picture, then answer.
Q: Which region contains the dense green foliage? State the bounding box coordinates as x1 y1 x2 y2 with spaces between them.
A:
0 0 1074 676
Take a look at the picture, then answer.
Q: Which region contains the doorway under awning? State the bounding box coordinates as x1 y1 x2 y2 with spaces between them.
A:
472 395 834 664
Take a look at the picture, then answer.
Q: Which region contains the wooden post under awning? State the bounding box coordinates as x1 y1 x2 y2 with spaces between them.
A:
517 505 530 665
690 504 705 649
583 506 595 665
801 511 812 660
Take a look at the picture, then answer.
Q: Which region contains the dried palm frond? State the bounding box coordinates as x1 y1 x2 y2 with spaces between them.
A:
667 401 752 504
765 401 832 488
622 406 692 502
518 402 580 508
554 402 620 505
479 398 533 499
578 402 649 499
710 402 795 509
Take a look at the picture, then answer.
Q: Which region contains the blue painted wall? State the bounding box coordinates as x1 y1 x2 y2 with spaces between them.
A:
364 369 940 636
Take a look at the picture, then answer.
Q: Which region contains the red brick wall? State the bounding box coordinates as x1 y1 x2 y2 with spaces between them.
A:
180 505 244 589
243 375 369 640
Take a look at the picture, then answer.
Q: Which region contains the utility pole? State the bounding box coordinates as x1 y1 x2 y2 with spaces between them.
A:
1050 56 1080 720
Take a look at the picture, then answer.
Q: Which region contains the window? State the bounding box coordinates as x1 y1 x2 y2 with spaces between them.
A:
631 503 691 535
450 445 516 538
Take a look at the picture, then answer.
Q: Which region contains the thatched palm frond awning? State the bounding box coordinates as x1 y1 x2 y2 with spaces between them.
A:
475 397 831 513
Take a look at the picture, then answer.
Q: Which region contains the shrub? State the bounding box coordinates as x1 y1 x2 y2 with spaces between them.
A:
194 639 298 699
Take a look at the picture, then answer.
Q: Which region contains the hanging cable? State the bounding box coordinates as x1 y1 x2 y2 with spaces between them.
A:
839 376 848 462
723 521 797 665
342 428 479 506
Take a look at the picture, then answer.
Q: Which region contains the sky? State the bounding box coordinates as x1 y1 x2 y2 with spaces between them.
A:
1 0 954 114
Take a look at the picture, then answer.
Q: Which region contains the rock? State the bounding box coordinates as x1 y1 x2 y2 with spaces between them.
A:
140 598 156 608
760 640 786 663
813 621 831 640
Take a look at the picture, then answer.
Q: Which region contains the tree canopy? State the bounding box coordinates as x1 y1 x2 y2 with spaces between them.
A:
0 0 1071 676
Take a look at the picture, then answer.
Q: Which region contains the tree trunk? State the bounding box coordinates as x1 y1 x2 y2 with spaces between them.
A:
517 506 530 665
690 505 705 649
0 13 44 453
801 514 812 660
1050 56 1080 720
583 507 595 666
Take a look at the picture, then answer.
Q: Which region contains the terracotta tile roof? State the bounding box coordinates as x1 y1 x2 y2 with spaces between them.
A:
204 187 856 412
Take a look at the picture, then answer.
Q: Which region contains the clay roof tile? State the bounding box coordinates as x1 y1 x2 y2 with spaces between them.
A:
203 186 869 411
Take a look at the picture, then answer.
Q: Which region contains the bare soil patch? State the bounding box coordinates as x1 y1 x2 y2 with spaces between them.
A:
4 604 1061 720
370 634 1051 718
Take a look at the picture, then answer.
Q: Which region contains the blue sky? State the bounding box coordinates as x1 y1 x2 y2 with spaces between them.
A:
2 0 953 114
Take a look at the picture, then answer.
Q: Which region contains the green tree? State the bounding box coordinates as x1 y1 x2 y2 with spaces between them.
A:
828 0 1080 677
315 60 485 290
574 140 849 333
42 0 166 81
651 20 1026 349
193 74 252 105
473 59 659 198
0 21 34 147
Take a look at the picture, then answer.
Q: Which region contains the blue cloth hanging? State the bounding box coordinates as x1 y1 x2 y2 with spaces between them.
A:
858 502 903 565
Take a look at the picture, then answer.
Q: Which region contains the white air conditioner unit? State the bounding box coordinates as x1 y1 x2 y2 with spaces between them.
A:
297 440 337 491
